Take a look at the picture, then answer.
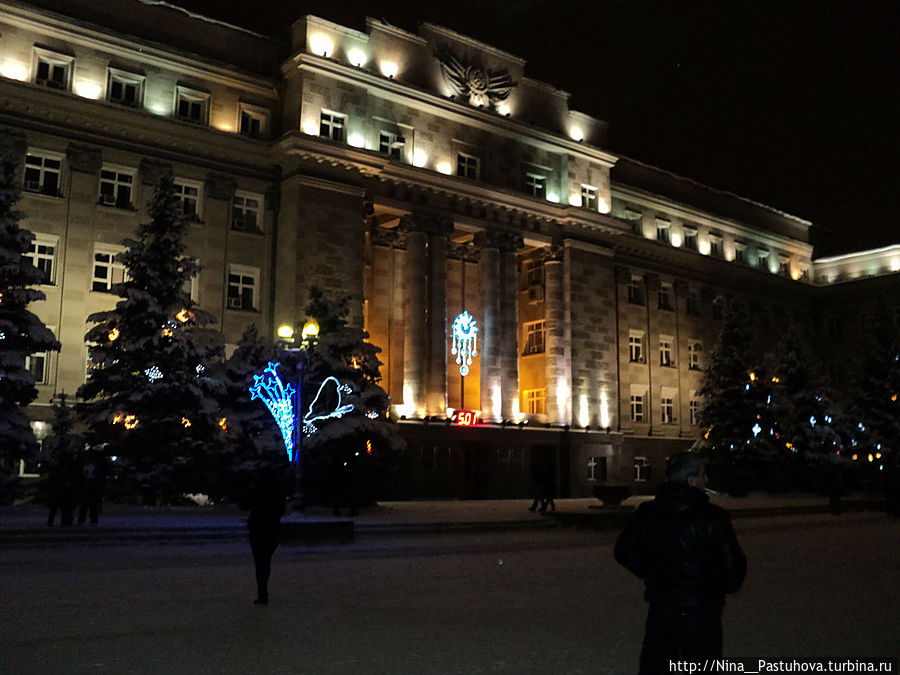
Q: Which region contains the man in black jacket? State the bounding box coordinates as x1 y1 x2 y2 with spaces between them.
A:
615 452 746 674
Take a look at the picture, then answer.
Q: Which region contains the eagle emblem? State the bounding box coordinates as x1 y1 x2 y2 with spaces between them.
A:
436 47 515 110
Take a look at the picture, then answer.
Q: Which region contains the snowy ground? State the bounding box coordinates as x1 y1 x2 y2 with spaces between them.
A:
1 512 897 674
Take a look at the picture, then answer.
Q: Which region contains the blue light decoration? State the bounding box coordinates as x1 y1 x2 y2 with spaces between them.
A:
450 311 478 376
303 376 354 434
249 361 297 460
752 423 762 437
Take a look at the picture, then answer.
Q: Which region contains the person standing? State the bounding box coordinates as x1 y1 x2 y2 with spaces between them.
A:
77 450 107 525
615 452 746 674
240 465 287 605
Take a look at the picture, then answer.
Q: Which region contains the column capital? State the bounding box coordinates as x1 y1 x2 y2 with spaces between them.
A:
371 226 404 248
474 229 523 252
400 211 453 237
540 244 565 263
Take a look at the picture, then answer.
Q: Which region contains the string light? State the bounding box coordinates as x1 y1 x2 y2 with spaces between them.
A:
175 308 190 323
108 328 119 341
181 417 191 427
218 417 228 433
124 415 139 430
249 361 297 460
144 366 163 381
303 376 354 434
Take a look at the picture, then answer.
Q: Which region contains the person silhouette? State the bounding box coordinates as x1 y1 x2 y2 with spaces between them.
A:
240 464 287 605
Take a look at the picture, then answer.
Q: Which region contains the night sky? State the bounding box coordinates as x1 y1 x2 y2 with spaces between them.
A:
176 0 900 257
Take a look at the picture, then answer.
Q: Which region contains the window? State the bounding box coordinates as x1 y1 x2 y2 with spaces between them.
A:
25 236 57 285
686 290 701 316
656 219 671 243
587 456 607 482
780 256 791 277
175 87 209 124
526 173 546 199
634 457 651 482
379 130 405 159
688 341 703 370
24 151 62 196
623 208 643 235
628 331 645 363
92 246 126 292
659 337 674 367
523 388 546 415
174 179 202 220
581 185 597 211
658 283 673 311
523 320 546 355
25 352 48 384
227 265 258 311
683 226 698 251
627 276 645 305
734 242 747 264
34 50 71 90
457 152 480 179
524 260 544 288
239 104 268 139
319 111 345 142
689 395 701 426
630 389 645 423
661 389 677 424
107 69 144 108
99 166 135 209
232 191 263 232
757 249 770 271
709 234 723 258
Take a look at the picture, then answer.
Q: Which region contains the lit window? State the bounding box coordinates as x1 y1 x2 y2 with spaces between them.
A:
709 234 723 258
581 185 598 211
524 388 546 415
25 236 57 285
526 173 546 199
92 245 127 293
627 276 645 305
24 150 62 197
34 50 71 90
683 227 698 251
107 69 144 108
656 219 671 243
227 265 259 311
174 179 202 220
587 456 607 482
456 152 480 179
658 283 673 311
239 104 268 139
629 331 645 363
522 320 546 355
688 341 703 370
659 337 674 367
232 191 263 232
25 352 48 385
633 456 651 482
175 87 209 124
379 130 405 159
319 111 346 142
98 166 135 209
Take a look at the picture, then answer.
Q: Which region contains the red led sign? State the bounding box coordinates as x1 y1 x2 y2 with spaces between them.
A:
455 410 479 426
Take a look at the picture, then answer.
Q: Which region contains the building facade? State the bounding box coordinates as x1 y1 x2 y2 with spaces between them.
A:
2 1 897 496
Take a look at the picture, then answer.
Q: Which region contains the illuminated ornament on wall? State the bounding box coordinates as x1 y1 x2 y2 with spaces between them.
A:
124 415 139 430
195 364 205 375
108 328 119 342
450 311 479 376
436 47 515 109
144 366 163 382
249 361 296 460
303 376 354 434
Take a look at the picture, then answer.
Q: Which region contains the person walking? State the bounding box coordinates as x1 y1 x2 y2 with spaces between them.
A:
614 452 746 674
240 464 287 605
77 450 107 525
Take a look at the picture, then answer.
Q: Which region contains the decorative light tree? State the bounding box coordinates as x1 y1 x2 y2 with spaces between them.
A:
0 135 59 494
77 175 224 503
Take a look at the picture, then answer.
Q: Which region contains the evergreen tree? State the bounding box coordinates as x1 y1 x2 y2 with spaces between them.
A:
286 287 403 506
77 175 224 502
0 137 59 490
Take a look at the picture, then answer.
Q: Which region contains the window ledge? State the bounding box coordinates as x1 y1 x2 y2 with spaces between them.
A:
23 189 64 200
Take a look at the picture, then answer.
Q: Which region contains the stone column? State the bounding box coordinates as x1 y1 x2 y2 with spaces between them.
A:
401 219 428 417
476 233 502 422
426 218 452 416
498 234 523 420
544 245 570 425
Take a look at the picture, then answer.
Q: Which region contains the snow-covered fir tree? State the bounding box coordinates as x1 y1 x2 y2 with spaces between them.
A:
284 287 403 506
76 175 224 502
0 136 59 489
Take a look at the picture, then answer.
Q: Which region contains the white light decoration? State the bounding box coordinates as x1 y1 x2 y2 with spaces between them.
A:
144 366 163 382
380 61 399 78
0 332 5 340
195 364 205 375
752 423 762 437
365 410 379 419
348 48 367 67
74 80 102 99
249 361 297 460
309 33 334 57
450 311 479 376
302 376 354 434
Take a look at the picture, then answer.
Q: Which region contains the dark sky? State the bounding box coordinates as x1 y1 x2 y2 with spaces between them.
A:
178 0 900 257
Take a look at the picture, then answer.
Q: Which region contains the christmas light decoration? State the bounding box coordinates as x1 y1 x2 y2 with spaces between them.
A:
302 376 354 434
249 361 296 460
752 423 762 437
450 311 478 376
0 332 5 340
144 366 163 381
175 308 190 323
195 364 205 375
124 415 138 430
108 327 119 341
218 417 228 433
181 417 191 427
